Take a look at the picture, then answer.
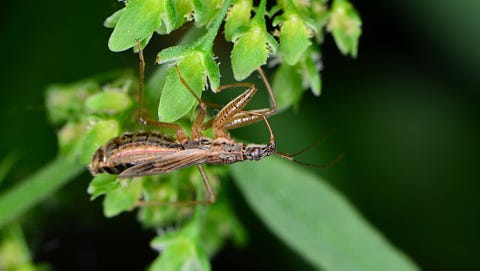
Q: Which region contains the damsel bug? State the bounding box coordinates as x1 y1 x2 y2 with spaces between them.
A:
90 43 338 205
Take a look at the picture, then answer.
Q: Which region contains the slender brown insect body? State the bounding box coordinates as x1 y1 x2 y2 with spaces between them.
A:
90 132 276 178
90 131 182 176
89 41 326 205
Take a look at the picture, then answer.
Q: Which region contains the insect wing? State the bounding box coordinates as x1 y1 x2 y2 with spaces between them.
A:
119 149 208 178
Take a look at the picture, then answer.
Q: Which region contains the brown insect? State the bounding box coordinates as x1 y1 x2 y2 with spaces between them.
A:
90 43 280 205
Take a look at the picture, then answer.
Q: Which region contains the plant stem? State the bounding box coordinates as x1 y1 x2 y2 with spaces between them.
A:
0 156 84 228
197 0 232 51
252 0 267 24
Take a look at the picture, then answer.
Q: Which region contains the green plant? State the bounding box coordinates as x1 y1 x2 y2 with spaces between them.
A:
0 223 49 271
0 0 421 270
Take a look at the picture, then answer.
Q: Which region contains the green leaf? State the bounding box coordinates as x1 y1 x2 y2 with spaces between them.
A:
231 25 277 80
46 80 100 125
301 47 322 96
154 0 228 103
79 118 120 165
272 63 304 111
150 237 210 271
150 223 210 271
272 46 322 111
279 14 312 65
231 157 419 271
104 9 123 28
229 0 274 80
103 180 142 217
0 152 20 186
108 0 164 52
155 0 177 34
202 198 247 255
328 0 362 57
192 0 224 27
0 156 84 229
224 0 252 41
158 53 205 122
57 121 89 161
138 173 195 227
203 54 220 92
309 1 330 42
0 224 49 270
156 45 192 64
85 91 133 114
151 229 187 251
87 174 120 200
165 0 194 32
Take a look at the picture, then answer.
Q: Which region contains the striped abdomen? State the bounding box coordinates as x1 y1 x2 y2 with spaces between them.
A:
89 131 182 175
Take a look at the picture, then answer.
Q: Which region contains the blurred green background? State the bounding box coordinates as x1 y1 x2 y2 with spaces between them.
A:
1 1 479 270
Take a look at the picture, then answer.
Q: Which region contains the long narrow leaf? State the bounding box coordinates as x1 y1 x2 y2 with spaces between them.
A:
0 156 84 228
0 152 20 186
231 157 419 271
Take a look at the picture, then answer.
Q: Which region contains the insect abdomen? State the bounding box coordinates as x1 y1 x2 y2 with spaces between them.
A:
89 131 181 176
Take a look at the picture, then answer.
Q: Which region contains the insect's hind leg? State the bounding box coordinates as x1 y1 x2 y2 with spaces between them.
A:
173 66 208 140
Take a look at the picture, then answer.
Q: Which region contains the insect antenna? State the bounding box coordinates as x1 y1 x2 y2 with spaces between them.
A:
274 128 344 169
288 128 336 157
274 151 344 169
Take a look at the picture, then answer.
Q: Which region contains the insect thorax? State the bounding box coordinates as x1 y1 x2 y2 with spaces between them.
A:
182 137 213 150
196 138 243 165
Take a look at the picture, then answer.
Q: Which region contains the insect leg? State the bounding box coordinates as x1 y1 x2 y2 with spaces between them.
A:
136 42 189 143
174 66 207 140
206 68 278 137
196 164 216 203
211 82 257 138
134 165 216 207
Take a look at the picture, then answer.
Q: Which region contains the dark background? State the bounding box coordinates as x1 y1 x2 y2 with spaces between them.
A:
1 1 479 270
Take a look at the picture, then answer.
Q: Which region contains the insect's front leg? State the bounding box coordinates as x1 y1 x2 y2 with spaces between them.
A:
136 42 189 143
173 66 207 140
